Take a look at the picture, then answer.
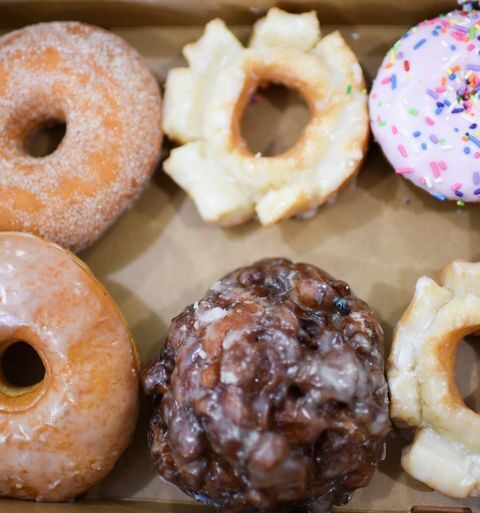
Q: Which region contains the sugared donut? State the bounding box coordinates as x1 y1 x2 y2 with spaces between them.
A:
388 261 480 498
0 232 139 501
142 258 390 513
370 9 480 204
163 8 368 226
0 22 162 251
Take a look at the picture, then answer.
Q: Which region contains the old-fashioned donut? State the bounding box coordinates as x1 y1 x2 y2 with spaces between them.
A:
388 261 480 498
143 258 389 512
0 232 139 501
163 8 368 226
0 22 162 251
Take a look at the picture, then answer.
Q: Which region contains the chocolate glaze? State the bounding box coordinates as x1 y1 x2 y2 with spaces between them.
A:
142 258 390 512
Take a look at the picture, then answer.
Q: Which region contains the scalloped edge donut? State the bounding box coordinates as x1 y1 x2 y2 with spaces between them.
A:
388 261 480 498
162 8 369 226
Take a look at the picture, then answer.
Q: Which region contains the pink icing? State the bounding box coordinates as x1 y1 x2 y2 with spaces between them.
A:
370 9 480 202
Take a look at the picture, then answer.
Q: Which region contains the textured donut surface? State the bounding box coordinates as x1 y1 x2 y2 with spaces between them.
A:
370 10 480 203
0 22 162 251
163 8 368 226
388 261 480 498
0 232 139 501
143 258 389 512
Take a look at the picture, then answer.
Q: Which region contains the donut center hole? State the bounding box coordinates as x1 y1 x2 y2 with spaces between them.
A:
24 119 66 158
455 336 480 413
240 83 310 157
0 341 45 389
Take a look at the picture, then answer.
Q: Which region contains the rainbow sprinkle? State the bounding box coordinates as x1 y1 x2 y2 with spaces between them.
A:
414 38 427 50
398 144 408 158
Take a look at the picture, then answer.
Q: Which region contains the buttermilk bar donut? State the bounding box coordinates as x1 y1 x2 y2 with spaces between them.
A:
142 258 389 512
370 9 480 204
0 22 162 251
0 232 139 501
163 8 369 226
388 261 480 498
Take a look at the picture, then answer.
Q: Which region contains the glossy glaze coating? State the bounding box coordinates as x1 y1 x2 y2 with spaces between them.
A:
370 10 480 203
143 258 389 513
0 233 139 501
163 8 368 226
0 22 162 251
389 261 480 498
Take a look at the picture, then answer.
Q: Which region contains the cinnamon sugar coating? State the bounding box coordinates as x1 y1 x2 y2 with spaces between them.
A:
0 22 162 251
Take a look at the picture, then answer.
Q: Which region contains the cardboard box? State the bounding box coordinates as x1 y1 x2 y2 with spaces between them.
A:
0 1 479 512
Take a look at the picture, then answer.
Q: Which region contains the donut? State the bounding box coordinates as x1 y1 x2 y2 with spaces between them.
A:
370 9 480 204
0 232 139 501
0 22 162 251
162 8 369 226
142 258 390 512
388 261 480 498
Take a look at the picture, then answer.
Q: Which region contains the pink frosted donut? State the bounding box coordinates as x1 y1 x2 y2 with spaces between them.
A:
0 22 162 251
370 9 480 204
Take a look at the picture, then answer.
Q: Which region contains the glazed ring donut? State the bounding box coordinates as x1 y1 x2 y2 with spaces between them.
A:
388 261 480 498
0 232 139 501
0 22 162 251
163 8 368 226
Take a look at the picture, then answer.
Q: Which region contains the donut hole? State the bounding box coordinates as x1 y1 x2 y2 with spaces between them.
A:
0 341 45 390
240 82 311 157
24 119 67 158
455 336 480 413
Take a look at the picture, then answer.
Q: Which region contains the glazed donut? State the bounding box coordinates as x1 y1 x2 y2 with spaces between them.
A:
163 8 368 226
388 261 480 498
0 22 162 251
370 9 480 204
143 258 389 512
0 232 139 501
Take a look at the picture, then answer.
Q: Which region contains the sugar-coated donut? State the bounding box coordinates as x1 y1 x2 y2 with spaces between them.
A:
163 8 368 226
0 22 162 251
370 9 480 204
0 232 139 501
388 261 480 498
143 258 389 513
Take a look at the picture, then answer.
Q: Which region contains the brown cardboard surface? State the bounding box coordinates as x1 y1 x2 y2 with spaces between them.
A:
1 1 480 512
0 500 213 512
0 0 456 27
